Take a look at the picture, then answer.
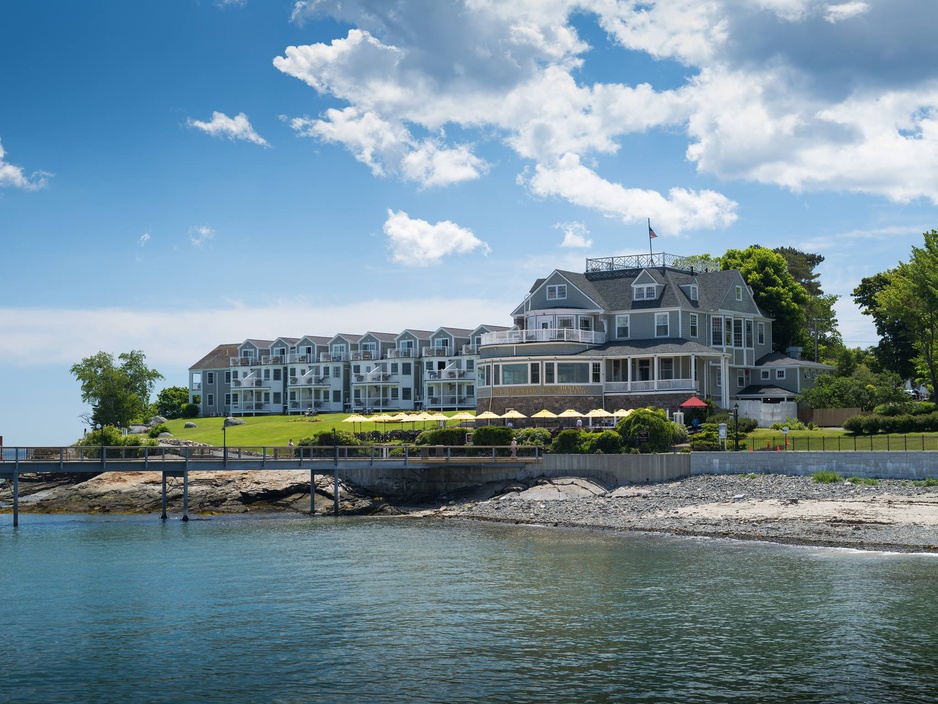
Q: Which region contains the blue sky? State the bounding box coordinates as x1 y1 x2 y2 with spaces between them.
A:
3 0 937 445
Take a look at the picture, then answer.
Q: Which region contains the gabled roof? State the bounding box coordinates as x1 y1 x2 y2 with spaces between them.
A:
330 333 363 344
189 344 239 370
240 338 273 350
756 353 834 369
396 329 433 341
361 331 398 343
737 384 797 398
299 335 332 346
434 326 473 337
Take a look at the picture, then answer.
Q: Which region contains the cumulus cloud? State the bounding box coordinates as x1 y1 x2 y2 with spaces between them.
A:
0 138 49 190
189 225 215 247
187 112 269 147
275 0 938 224
556 221 593 248
383 209 491 266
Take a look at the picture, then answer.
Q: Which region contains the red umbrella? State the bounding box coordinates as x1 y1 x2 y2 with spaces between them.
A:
679 396 709 409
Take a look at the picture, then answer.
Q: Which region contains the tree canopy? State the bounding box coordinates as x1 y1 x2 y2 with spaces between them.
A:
70 350 164 427
774 246 842 361
852 269 917 380
154 386 192 420
874 230 938 401
721 246 809 353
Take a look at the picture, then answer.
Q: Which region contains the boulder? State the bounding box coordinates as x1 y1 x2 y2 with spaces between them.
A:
224 417 245 427
184 422 197 428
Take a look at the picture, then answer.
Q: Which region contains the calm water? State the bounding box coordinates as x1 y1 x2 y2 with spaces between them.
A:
2 515 937 703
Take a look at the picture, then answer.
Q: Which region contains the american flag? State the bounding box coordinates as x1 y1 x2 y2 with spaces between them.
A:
648 222 658 239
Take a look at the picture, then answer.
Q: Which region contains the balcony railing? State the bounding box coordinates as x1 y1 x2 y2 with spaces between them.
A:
320 352 348 362
480 328 606 346
230 355 287 367
233 379 265 388
604 379 698 393
351 351 376 361
460 344 478 355
422 347 452 357
387 348 415 359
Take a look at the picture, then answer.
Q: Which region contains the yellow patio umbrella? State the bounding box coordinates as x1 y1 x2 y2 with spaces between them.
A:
612 408 632 418
450 411 476 421
558 408 584 428
584 408 613 428
475 410 501 425
531 408 558 427
343 413 370 436
428 412 449 426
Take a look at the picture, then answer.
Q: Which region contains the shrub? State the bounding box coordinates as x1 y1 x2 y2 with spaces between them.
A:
513 427 552 448
671 422 689 445
148 424 170 439
770 417 805 431
842 415 865 434
415 427 469 446
617 408 675 453
181 403 200 419
551 429 585 454
847 476 879 486
471 425 514 447
813 471 843 483
913 477 938 487
581 430 622 454
688 424 723 450
710 413 759 434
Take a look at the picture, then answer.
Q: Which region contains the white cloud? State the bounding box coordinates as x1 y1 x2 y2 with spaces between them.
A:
187 112 269 147
216 0 246 7
275 0 938 225
383 209 491 266
527 153 737 234
823 2 871 23
556 221 593 248
138 232 150 247
0 138 49 190
189 225 215 247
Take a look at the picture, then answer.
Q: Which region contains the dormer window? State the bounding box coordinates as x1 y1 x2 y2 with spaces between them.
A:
689 284 698 301
735 285 743 301
547 284 567 300
633 284 656 301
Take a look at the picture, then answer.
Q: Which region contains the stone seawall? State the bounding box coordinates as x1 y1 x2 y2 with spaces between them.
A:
690 451 938 480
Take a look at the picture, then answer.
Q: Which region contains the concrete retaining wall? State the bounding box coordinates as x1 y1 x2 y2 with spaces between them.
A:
346 451 938 497
690 452 938 480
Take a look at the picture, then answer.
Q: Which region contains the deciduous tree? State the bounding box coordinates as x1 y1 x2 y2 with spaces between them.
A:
70 350 164 427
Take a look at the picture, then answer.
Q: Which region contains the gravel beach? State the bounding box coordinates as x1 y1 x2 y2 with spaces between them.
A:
427 474 938 553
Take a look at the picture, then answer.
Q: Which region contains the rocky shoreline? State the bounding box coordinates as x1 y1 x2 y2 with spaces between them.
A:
4 470 938 553
419 474 938 553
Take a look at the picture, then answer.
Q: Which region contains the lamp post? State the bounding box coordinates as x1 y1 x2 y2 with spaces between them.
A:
733 403 739 452
95 423 103 465
222 422 227 467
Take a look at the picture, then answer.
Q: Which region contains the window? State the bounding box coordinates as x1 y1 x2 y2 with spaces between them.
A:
207 393 214 406
545 362 555 384
263 392 270 404
724 318 734 347
655 312 669 337
530 363 540 385
737 373 745 388
390 388 399 400
735 285 743 301
616 315 630 339
273 368 281 381
466 359 474 371
547 284 567 300
402 362 412 376
776 369 786 380
264 369 271 381
734 319 743 348
467 384 475 396
761 370 770 380
557 363 590 384
757 322 766 346
333 366 341 377
224 393 231 406
232 393 238 404
322 366 330 378
715 369 721 388
634 284 656 300
745 320 753 348
224 371 231 384
331 344 344 358
592 363 601 384
400 339 414 353
557 316 574 329
660 359 674 380
501 363 528 385
353 364 361 374
206 372 215 385
273 392 281 404
391 363 398 374
579 317 592 331
232 370 238 380
402 388 412 400
689 313 698 338
711 318 723 346
434 338 449 349
689 284 698 301
333 390 341 402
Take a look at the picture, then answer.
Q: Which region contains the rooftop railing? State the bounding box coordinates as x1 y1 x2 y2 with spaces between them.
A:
480 328 606 346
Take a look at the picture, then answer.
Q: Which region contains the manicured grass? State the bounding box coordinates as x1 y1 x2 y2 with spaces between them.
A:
162 412 465 447
748 428 938 452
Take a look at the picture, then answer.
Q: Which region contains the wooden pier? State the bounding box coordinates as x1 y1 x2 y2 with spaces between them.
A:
0 444 540 526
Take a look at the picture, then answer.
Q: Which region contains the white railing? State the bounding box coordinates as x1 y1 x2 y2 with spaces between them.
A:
320 352 348 362
387 348 415 359
604 380 698 393
351 351 376 361
480 328 606 346
460 344 478 355
422 347 452 357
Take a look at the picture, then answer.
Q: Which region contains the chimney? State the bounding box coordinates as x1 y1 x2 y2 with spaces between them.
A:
786 346 802 360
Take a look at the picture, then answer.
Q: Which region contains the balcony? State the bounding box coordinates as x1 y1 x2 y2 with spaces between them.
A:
460 344 478 355
351 351 376 361
422 347 452 357
480 328 606 346
387 348 414 359
605 379 698 393
320 352 348 362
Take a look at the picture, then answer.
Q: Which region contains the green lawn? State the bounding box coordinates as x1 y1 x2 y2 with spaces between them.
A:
162 412 464 447
746 428 938 451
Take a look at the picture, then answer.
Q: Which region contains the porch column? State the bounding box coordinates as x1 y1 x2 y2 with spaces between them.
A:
653 356 659 391
691 354 697 391
627 356 632 391
720 355 730 409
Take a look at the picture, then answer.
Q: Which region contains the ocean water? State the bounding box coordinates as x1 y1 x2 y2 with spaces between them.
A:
1 515 937 704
